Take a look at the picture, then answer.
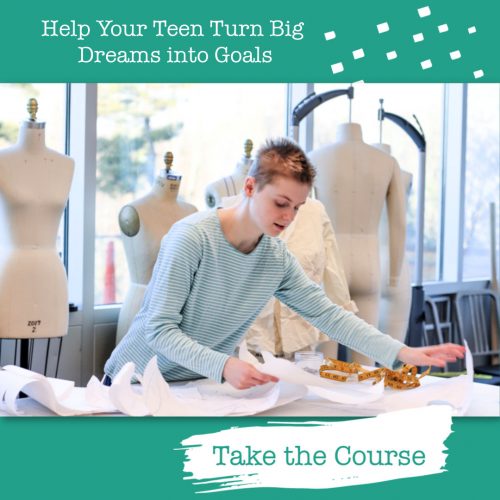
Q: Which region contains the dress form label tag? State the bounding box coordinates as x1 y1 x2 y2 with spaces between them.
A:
27 320 42 334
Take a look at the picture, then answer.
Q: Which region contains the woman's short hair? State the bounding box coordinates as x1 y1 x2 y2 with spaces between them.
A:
248 137 316 189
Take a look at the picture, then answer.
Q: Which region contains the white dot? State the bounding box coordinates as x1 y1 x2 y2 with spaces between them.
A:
324 30 336 41
438 24 448 33
418 6 431 17
421 59 432 70
352 48 365 59
473 69 484 79
331 62 344 74
377 22 390 33
386 50 398 60
413 33 424 42
450 50 461 60
468 26 477 34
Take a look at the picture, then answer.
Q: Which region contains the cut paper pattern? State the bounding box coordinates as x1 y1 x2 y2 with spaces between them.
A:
1 343 474 417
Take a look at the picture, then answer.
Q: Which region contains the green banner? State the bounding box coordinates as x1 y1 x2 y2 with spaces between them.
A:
0 0 498 81
0 416 498 498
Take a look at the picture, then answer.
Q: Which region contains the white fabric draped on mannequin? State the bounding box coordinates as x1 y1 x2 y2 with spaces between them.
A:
223 194 356 358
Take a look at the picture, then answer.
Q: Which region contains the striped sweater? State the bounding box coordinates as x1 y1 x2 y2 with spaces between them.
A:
104 210 404 382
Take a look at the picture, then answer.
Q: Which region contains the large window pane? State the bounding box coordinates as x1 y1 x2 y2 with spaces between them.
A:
312 83 444 283
463 84 500 280
95 83 287 305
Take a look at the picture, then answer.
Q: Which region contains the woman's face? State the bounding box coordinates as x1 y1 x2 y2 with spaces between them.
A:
246 175 310 236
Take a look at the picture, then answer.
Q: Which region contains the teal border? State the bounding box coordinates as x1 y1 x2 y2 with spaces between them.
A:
0 0 498 497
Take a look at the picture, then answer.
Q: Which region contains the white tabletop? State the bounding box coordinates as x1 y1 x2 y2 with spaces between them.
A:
1 381 498 417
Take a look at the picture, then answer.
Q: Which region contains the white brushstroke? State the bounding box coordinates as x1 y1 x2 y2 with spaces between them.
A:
180 406 453 492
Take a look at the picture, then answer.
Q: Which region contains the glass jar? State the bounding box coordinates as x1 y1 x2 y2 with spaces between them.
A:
294 351 324 376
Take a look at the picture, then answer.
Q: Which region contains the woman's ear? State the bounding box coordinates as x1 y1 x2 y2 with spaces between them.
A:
244 176 257 197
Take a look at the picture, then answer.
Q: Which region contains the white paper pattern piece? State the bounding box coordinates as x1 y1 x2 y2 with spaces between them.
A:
0 365 118 416
179 406 453 492
386 50 398 60
418 6 431 17
421 59 432 69
413 33 424 43
438 24 449 33
353 48 365 59
377 22 390 34
0 343 475 417
473 69 484 79
324 30 336 41
468 26 477 34
331 62 344 74
450 50 461 60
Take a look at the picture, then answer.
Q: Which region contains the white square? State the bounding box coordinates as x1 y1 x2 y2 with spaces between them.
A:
324 30 336 41
468 26 477 34
413 33 424 42
386 50 398 60
418 6 431 17
438 24 448 33
331 62 344 74
473 69 484 79
353 80 365 85
377 22 390 33
421 59 432 70
450 50 461 60
352 48 365 59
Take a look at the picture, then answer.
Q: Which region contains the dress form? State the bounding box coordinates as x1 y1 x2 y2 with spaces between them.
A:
0 99 75 339
309 123 406 365
373 143 413 343
205 139 253 208
116 152 198 344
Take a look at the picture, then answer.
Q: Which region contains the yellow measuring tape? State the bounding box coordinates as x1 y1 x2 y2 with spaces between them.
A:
319 358 431 390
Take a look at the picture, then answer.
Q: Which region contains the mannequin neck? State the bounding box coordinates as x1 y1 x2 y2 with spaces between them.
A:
336 122 363 142
233 157 252 177
17 121 47 153
152 175 181 201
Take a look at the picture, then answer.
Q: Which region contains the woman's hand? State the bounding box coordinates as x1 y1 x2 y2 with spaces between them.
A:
397 343 466 368
223 357 279 389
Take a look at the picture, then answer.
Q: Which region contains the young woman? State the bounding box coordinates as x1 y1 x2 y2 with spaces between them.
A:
105 138 464 389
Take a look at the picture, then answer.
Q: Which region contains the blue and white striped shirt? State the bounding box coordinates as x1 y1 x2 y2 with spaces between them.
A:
105 210 404 382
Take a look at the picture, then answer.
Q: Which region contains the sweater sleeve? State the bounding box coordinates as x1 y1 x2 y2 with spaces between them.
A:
143 222 230 382
274 247 405 369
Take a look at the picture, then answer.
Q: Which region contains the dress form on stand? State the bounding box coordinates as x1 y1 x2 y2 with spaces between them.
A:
372 143 413 343
309 123 406 365
205 139 253 208
116 151 198 345
0 99 75 372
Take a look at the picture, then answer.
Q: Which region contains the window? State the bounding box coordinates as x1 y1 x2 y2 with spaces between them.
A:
463 84 500 280
94 83 287 305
